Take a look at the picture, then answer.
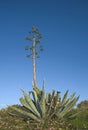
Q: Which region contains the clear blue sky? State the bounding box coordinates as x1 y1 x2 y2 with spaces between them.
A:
0 0 88 109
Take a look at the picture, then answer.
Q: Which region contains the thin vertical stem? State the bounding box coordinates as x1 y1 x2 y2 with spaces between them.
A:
32 38 37 87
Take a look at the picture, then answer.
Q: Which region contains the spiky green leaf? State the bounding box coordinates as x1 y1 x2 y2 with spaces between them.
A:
11 106 40 122
21 89 40 117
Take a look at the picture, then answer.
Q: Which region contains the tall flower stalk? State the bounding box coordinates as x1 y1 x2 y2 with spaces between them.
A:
25 26 43 87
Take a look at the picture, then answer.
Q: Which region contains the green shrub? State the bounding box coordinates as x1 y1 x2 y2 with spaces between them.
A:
68 108 88 130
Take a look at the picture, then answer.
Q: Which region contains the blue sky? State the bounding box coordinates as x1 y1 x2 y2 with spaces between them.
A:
0 0 88 109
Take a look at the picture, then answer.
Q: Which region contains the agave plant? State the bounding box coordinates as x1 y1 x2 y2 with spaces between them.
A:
34 86 79 120
11 84 79 129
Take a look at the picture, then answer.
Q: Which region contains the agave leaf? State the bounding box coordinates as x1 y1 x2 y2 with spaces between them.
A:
46 93 49 103
45 92 51 113
66 97 78 110
61 90 68 105
57 96 79 118
55 91 79 119
47 90 55 115
64 92 76 107
11 106 40 122
21 89 40 117
33 86 42 100
20 97 37 115
32 90 38 106
53 92 61 112
59 91 76 108
68 92 76 101
63 96 79 113
33 86 41 95
39 85 46 118
32 90 42 116
50 92 61 118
